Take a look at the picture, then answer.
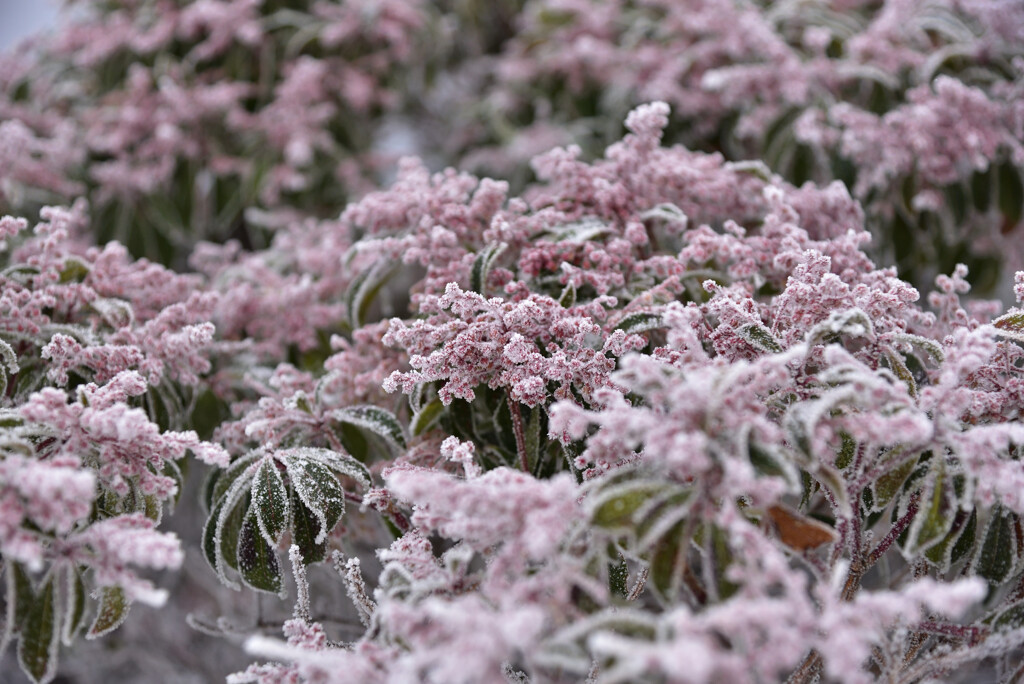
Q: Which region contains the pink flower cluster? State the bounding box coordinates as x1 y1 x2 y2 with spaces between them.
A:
0 1 1023 682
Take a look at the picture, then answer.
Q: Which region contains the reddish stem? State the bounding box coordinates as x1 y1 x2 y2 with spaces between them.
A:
507 394 530 473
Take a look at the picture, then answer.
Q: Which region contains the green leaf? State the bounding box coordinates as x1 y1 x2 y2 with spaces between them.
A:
950 507 978 566
991 600 1024 632
613 312 664 336
237 511 283 595
994 310 1024 343
290 493 327 564
347 261 398 329
11 561 34 628
808 308 875 347
58 258 90 284
411 398 444 437
835 432 856 470
640 203 689 228
902 461 956 556
470 242 507 296
329 405 406 452
253 459 290 546
924 508 976 571
281 446 371 487
202 467 222 514
558 282 577 308
204 484 249 588
87 586 130 640
709 524 739 600
211 452 260 506
725 160 774 182
649 520 685 602
736 322 783 353
972 167 992 212
871 454 918 511
218 493 248 574
975 506 1019 584
202 497 226 573
543 218 610 243
998 161 1023 227
62 567 87 646
0 337 19 376
161 459 184 511
590 480 670 529
608 554 629 599
286 458 346 545
884 350 918 398
18 573 57 684
749 441 797 486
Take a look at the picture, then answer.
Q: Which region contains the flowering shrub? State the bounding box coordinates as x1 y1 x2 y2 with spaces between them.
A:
1 2 1024 684
437 0 1024 296
0 0 440 263
0 202 227 682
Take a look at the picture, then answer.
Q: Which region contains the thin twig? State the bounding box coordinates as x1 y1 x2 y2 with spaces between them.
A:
507 393 529 472
868 491 921 566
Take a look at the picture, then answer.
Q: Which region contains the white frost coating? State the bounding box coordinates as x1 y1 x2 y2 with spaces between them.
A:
286 457 345 545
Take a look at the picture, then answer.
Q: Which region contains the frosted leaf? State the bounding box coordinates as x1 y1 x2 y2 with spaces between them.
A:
286 457 346 545
18 572 58 684
0 337 19 375
237 511 284 595
210 451 262 507
542 218 610 243
252 458 290 546
327 405 406 453
61 567 87 647
86 586 130 640
470 242 507 296
613 312 665 336
280 446 370 488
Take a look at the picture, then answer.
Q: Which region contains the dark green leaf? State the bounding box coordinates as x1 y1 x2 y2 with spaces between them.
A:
329 405 406 452
609 554 629 599
58 258 90 283
591 481 669 529
558 282 577 308
286 458 346 545
543 218 609 243
975 507 1018 584
902 461 956 556
253 459 290 546
992 600 1024 632
649 521 686 602
11 561 34 629
884 350 918 398
237 511 283 594
86 586 129 640
994 310 1024 343
950 508 978 566
211 452 260 506
281 446 371 486
62 567 87 646
470 242 507 296
18 573 57 683
614 312 664 336
871 454 918 511
998 161 1023 227
218 493 248 574
835 433 856 470
736 323 783 353
290 493 327 564
924 508 975 571
202 467 221 514
347 261 398 328
411 398 444 437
